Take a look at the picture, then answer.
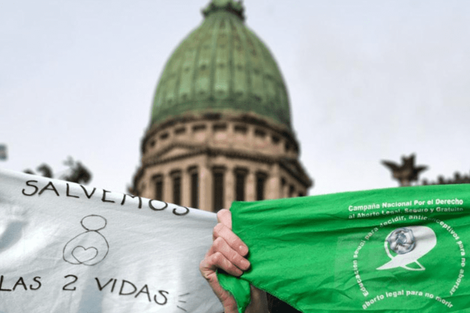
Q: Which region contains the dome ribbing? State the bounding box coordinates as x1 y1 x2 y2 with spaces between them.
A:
150 0 292 130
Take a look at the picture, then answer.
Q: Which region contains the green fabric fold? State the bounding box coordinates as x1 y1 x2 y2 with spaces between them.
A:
218 270 251 313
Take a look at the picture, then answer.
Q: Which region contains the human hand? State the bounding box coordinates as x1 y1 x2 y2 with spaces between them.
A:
199 209 251 313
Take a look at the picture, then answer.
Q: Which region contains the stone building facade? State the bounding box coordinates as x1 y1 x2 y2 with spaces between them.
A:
132 0 312 212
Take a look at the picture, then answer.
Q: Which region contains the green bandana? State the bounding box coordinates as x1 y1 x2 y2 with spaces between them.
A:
218 184 470 312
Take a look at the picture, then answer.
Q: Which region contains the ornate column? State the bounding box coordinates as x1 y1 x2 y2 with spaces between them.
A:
199 158 211 212
266 163 280 200
182 168 190 207
225 165 235 209
163 172 171 203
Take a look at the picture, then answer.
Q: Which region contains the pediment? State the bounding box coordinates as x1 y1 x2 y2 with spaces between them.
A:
154 144 200 161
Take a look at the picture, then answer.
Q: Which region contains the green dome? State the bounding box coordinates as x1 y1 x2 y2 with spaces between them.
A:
150 0 292 130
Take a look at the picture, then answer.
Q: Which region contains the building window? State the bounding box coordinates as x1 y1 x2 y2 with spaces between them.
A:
281 177 286 198
213 123 227 132
254 128 266 138
190 169 199 208
171 171 182 205
213 167 225 212
234 168 247 201
174 127 186 135
289 185 295 198
234 125 247 134
285 142 291 152
153 175 163 201
192 124 206 132
256 172 267 201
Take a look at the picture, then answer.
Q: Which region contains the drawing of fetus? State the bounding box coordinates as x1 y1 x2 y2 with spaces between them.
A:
63 215 109 266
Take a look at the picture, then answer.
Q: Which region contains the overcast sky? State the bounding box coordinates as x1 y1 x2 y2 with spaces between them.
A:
1 0 469 198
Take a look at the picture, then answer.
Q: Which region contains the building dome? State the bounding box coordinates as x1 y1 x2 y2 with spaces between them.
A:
150 0 292 131
132 0 312 210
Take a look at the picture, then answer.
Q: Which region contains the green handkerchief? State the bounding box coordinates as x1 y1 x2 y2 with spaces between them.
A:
218 185 470 312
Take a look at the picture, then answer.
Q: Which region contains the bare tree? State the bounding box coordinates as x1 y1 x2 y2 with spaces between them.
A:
24 157 92 185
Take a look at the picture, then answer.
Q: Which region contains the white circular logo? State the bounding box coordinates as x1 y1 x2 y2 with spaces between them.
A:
377 226 437 271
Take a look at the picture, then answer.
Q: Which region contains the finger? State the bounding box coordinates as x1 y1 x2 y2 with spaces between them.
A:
213 223 249 256
208 251 244 277
217 209 232 229
199 260 238 313
213 236 250 271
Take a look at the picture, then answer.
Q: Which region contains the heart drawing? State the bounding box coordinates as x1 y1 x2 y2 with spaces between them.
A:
72 246 98 263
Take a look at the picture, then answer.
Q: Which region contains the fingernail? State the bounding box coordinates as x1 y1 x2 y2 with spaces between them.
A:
241 258 250 269
239 245 248 256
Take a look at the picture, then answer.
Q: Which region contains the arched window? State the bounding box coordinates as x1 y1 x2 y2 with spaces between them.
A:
188 166 199 208
256 172 267 201
213 166 226 212
281 177 286 198
289 185 295 198
171 170 182 205
234 168 248 201
153 174 163 201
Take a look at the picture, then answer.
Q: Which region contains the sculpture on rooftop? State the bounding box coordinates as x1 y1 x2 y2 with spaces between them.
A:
382 154 469 186
382 154 428 187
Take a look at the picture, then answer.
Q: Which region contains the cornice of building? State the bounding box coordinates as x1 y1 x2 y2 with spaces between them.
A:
141 112 300 155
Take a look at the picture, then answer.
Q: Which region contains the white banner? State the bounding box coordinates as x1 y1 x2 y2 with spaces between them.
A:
0 169 222 313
